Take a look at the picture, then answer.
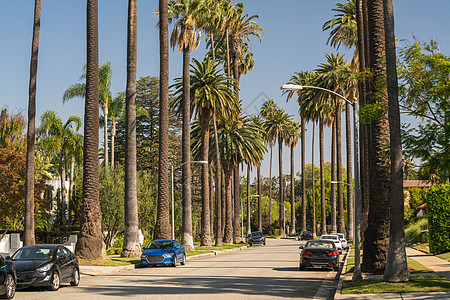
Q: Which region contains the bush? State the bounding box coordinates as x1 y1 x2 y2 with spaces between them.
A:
426 183 450 254
113 234 124 248
106 247 122 255
405 218 428 245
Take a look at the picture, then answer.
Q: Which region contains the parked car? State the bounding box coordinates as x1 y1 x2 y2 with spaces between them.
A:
247 231 266 246
320 235 343 253
0 255 16 299
8 245 79 291
331 233 349 250
298 231 313 241
140 240 186 267
299 240 339 271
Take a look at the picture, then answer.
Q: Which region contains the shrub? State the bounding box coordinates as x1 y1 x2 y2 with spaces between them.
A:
405 218 428 245
426 183 450 254
113 234 124 248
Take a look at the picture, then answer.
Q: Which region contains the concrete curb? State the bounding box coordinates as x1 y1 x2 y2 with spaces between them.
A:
187 245 249 261
334 248 350 299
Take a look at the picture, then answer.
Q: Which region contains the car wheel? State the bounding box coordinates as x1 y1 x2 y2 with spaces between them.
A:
171 256 177 267
49 271 60 291
1 274 15 299
333 266 339 272
249 243 252 247
70 268 80 286
263 240 266 246
299 264 306 271
180 254 186 266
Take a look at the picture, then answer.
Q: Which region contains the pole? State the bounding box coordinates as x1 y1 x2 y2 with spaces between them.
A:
171 165 175 240
241 198 244 239
352 99 362 281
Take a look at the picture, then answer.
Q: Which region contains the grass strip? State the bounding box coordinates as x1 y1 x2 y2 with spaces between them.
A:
342 275 450 294
186 250 214 257
437 252 450 262
79 257 139 267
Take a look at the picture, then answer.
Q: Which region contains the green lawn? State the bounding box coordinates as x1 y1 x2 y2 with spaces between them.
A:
437 252 450 262
79 257 140 267
342 275 450 294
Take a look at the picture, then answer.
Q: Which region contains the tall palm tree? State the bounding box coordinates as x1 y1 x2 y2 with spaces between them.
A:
383 0 410 282
168 0 206 251
217 114 266 243
63 62 112 167
156 0 171 242
172 57 237 246
265 108 291 237
24 0 41 246
76 0 105 260
38 111 82 226
250 115 264 232
122 0 140 258
108 93 125 168
285 120 301 235
65 130 83 225
260 99 278 233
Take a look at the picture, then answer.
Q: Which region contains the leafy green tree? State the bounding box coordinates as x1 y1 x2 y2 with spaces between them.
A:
398 40 450 182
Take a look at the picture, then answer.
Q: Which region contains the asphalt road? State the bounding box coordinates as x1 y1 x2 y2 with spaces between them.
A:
14 238 339 300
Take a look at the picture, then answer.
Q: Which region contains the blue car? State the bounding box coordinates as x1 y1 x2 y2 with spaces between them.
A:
140 240 186 267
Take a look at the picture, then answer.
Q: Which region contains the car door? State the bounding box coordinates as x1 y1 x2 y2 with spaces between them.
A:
56 247 71 282
174 241 183 261
0 256 6 289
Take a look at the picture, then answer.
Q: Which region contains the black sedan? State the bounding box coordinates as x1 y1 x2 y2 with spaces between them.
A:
247 231 266 246
299 240 339 271
298 231 313 241
7 245 79 291
0 255 15 299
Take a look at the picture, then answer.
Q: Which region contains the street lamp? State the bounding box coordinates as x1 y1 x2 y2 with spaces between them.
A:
171 160 208 240
271 201 286 238
281 83 362 281
243 194 259 238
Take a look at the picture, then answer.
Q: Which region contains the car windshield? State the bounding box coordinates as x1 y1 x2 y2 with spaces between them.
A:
251 232 263 237
147 241 173 249
12 247 53 260
335 234 344 239
321 235 338 240
306 241 334 249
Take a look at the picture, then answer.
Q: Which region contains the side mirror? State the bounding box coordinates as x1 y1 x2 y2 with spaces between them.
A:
142 247 147 251
175 245 181 249
299 246 304 249
5 256 10 260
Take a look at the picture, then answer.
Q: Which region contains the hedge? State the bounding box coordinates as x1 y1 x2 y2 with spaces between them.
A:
426 183 450 254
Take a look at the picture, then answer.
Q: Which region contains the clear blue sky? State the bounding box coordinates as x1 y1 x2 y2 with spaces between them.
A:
1 0 448 179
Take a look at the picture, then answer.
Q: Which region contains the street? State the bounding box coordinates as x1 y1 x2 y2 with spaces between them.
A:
14 238 339 300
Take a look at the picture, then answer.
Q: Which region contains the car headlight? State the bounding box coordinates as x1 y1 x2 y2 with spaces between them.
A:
163 253 174 258
36 263 53 273
141 255 147 258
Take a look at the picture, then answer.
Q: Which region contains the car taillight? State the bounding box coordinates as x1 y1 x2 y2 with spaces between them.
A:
302 250 312 255
343 240 346 243
327 251 338 256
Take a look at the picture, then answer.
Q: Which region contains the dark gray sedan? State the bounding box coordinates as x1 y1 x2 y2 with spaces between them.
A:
247 231 266 246
299 240 339 271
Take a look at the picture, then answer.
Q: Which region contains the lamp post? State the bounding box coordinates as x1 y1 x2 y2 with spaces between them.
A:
281 83 362 281
171 160 208 240
271 201 286 238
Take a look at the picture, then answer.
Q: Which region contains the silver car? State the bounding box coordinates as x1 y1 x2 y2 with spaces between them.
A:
331 233 349 250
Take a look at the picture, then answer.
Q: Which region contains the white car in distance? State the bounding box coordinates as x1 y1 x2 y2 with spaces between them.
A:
320 235 343 253
331 233 349 250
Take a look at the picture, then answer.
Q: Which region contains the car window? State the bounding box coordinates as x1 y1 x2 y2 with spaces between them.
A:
321 235 338 240
306 241 334 249
12 247 53 260
63 247 72 257
148 241 173 249
251 232 263 237
57 248 67 259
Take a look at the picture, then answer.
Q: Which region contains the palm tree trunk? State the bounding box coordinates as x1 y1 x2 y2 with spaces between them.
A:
122 0 140 258
257 166 262 232
200 107 212 246
213 113 223 246
103 103 109 167
76 0 105 260
181 46 194 251
111 120 116 168
362 0 391 273
301 115 306 232
336 103 345 234
290 144 295 235
60 151 67 226
233 164 240 242
346 102 354 240
69 154 75 225
210 167 214 239
383 0 410 282
24 0 40 246
224 168 233 244
320 121 327 235
221 169 226 239
331 120 337 233
246 165 251 235
155 0 171 241
312 122 316 237
268 146 273 234
278 137 284 237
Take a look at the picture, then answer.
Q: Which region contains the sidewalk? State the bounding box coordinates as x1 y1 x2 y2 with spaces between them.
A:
406 247 450 280
334 247 450 299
